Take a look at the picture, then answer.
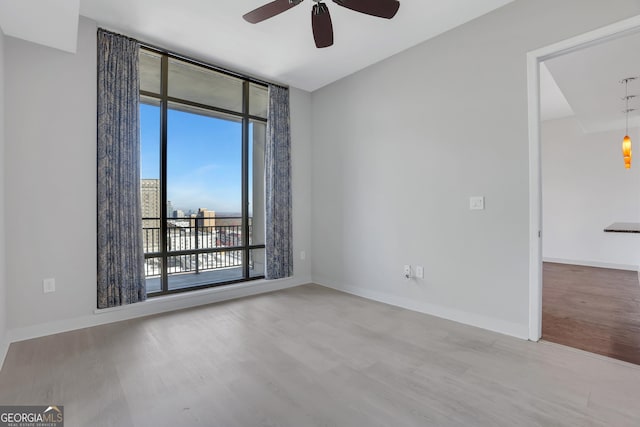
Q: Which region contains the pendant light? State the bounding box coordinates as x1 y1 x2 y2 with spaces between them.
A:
621 77 636 169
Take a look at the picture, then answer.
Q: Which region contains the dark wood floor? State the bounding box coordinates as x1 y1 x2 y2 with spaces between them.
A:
542 262 640 365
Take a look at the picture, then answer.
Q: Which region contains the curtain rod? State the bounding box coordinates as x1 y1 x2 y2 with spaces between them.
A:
97 27 289 90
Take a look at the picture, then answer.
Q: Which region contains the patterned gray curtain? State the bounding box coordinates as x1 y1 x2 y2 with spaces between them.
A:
97 29 146 308
265 85 293 279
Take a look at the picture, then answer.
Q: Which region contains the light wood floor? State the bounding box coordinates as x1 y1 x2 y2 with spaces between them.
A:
2 285 640 426
542 262 640 365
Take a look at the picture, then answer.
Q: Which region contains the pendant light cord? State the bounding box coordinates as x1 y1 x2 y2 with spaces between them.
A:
626 79 629 135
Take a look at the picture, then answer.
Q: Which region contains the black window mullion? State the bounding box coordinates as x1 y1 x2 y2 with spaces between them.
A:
242 81 250 279
160 54 169 293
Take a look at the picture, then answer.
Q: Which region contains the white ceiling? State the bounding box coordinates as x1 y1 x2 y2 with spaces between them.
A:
0 0 515 91
543 30 640 133
7 0 633 125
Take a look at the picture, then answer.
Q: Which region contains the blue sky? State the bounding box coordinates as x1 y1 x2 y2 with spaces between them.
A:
140 103 246 214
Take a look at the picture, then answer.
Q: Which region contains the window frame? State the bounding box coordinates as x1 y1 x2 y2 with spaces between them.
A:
139 45 268 297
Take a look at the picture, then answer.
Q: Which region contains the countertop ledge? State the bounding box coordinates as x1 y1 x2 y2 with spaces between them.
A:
604 222 640 233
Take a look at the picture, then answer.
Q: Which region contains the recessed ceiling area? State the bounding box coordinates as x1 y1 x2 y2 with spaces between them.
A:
0 0 80 53
0 0 515 91
542 30 640 133
540 62 574 122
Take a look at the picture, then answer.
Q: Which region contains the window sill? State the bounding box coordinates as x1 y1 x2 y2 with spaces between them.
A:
93 277 287 315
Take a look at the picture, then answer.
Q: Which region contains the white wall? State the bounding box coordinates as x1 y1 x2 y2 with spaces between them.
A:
4 17 312 340
0 27 7 363
310 0 640 339
542 117 640 269
5 18 97 334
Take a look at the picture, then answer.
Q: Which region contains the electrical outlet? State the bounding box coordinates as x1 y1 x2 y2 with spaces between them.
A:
403 265 411 279
43 278 56 293
300 250 306 260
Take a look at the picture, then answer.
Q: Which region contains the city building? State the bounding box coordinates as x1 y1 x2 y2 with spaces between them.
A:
140 179 160 253
190 208 216 229
166 200 174 218
140 179 160 220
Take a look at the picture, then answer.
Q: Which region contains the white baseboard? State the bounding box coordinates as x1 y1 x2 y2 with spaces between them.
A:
314 280 529 340
7 276 310 345
543 257 638 271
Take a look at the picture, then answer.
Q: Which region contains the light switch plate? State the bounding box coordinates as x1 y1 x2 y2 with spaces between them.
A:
43 278 55 293
469 196 485 210
415 266 424 279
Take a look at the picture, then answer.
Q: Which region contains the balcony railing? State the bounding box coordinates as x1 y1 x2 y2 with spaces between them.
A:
142 217 253 279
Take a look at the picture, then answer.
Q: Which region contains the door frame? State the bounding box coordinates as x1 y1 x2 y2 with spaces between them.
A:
527 15 640 341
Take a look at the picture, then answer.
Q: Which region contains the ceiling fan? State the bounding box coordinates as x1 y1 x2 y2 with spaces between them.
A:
243 0 400 48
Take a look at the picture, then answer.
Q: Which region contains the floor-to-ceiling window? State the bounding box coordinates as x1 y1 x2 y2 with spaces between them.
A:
139 47 267 296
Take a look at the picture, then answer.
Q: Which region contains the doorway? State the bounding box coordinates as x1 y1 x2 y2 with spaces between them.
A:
528 15 640 352
536 35 640 364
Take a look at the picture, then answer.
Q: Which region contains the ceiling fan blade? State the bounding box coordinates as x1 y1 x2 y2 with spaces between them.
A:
243 0 304 24
332 0 399 19
312 3 334 48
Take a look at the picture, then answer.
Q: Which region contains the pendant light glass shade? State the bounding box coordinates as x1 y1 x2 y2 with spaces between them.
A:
623 135 632 169
621 78 636 169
